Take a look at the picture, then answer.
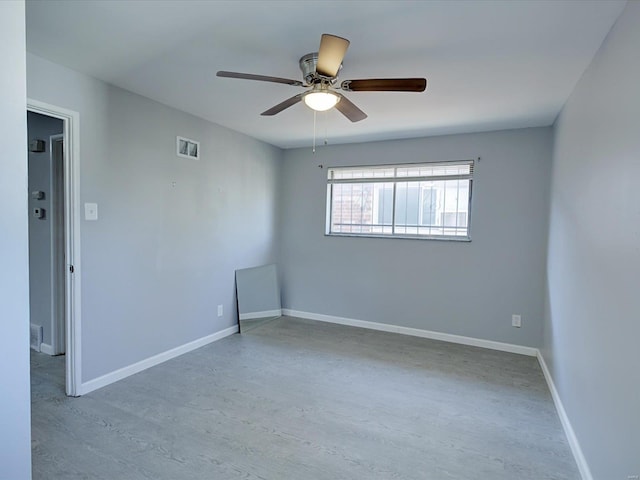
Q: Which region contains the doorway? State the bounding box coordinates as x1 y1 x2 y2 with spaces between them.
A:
27 100 82 397
27 112 64 357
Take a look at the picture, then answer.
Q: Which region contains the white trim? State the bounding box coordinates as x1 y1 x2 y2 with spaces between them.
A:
239 309 282 321
536 351 592 480
27 99 82 397
79 325 238 395
39 343 55 356
282 309 537 356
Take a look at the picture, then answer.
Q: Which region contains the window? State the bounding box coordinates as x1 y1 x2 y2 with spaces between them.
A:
326 160 473 240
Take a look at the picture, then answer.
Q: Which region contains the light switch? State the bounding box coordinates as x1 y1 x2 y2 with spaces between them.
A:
84 203 98 221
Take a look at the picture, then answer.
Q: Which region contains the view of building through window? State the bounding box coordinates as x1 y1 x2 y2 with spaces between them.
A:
327 161 473 239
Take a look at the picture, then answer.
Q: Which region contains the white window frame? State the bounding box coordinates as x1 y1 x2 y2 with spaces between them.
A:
325 160 474 241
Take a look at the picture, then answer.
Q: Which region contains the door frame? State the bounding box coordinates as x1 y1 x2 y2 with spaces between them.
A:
50 133 65 356
27 99 82 397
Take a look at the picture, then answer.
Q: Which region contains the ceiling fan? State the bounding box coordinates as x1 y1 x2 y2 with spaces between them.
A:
217 34 427 123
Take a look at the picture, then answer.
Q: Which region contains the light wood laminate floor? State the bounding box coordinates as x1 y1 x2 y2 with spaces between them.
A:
31 316 579 479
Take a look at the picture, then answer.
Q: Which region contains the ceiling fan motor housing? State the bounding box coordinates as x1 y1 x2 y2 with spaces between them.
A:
299 53 319 84
299 53 340 85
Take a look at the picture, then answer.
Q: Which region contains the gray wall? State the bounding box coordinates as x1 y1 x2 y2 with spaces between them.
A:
0 1 32 478
543 2 640 478
279 128 552 347
27 111 63 349
27 54 282 382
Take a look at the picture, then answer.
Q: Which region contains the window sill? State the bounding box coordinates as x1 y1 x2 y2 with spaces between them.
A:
325 233 471 242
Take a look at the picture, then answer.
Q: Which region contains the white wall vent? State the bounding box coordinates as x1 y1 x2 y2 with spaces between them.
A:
30 324 43 352
176 136 200 160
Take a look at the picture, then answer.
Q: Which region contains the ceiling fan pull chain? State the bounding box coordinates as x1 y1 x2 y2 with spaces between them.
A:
313 110 317 153
324 111 328 146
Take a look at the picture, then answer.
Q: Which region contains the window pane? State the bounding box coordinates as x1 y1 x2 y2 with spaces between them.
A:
375 184 393 228
393 179 469 236
330 182 394 234
421 185 437 226
394 182 421 235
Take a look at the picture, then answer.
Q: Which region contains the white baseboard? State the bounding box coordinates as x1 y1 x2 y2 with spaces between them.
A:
79 325 238 395
40 343 55 355
536 351 592 480
282 309 537 357
239 309 282 321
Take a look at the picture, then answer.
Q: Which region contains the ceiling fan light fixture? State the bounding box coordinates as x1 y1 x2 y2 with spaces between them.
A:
303 91 340 112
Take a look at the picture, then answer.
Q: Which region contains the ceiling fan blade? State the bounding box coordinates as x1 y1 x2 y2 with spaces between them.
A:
341 78 427 92
335 93 367 122
261 93 304 116
316 34 350 78
217 71 303 87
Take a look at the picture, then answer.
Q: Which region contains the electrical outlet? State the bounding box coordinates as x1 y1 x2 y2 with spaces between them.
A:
217 305 223 317
512 314 522 328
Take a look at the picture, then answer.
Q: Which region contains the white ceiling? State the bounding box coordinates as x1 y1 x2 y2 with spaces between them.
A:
26 0 626 149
